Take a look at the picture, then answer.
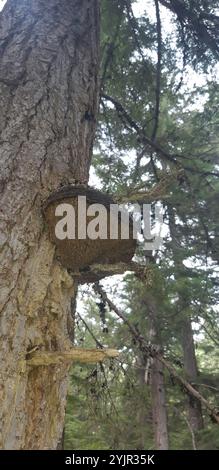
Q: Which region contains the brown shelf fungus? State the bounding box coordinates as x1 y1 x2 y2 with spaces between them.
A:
43 185 137 282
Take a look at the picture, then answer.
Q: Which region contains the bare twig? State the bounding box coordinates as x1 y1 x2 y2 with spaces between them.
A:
77 312 104 349
115 171 177 203
184 414 197 450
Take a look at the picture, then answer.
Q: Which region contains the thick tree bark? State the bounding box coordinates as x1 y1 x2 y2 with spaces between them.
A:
181 316 204 432
0 0 100 449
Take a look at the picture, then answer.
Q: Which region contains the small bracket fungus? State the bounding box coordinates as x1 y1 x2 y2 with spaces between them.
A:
43 185 136 282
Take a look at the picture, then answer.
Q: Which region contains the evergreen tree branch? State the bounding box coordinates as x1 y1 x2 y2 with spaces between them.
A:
77 312 104 349
101 93 219 178
158 0 219 58
151 0 162 142
94 283 219 424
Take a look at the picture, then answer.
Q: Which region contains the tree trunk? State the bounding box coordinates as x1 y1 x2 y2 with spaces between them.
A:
181 316 204 431
0 0 100 449
146 295 169 450
151 358 169 450
168 205 204 433
136 355 150 450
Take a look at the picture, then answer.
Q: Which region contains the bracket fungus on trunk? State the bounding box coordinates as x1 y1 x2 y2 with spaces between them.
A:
43 185 136 282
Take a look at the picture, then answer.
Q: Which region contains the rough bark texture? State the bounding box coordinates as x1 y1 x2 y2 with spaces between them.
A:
0 0 100 449
182 316 204 432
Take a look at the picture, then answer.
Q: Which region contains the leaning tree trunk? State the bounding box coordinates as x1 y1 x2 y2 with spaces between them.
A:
0 0 100 449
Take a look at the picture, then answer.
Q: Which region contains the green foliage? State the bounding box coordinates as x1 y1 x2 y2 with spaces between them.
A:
65 0 219 451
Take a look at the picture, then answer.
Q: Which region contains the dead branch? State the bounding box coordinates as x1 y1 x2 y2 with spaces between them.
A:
94 283 219 424
26 348 119 367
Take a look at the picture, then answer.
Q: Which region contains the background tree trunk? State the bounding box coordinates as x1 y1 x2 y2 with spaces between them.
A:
0 0 100 449
136 355 150 450
146 294 169 450
151 358 169 450
168 205 204 433
181 316 204 432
